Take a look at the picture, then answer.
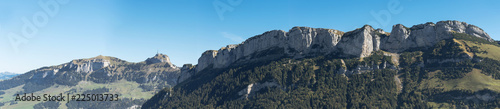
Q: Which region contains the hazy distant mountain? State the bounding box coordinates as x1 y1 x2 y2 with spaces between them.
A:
0 72 19 80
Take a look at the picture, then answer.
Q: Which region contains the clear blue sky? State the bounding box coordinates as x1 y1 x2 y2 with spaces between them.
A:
1 0 499 74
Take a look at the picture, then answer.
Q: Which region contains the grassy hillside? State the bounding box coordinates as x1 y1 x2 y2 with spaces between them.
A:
452 32 500 61
420 69 500 92
462 40 500 61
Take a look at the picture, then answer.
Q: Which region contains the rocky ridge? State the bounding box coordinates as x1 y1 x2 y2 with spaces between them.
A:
0 54 180 92
187 21 493 79
0 54 181 109
146 53 174 67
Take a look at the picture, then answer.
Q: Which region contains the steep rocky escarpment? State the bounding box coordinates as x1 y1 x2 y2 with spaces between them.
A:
336 25 386 58
177 64 195 83
144 20 500 109
0 54 181 109
0 54 180 92
189 21 493 81
195 26 348 73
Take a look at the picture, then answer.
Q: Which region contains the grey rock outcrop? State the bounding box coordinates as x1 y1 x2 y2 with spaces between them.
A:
337 25 386 57
146 53 174 67
197 50 218 72
68 55 110 73
196 27 347 72
177 64 195 83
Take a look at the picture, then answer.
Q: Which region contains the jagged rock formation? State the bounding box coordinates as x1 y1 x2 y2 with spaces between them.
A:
177 64 195 83
0 54 180 91
381 21 493 52
191 20 493 77
146 54 174 67
196 27 347 72
69 55 112 73
237 80 280 99
336 25 386 57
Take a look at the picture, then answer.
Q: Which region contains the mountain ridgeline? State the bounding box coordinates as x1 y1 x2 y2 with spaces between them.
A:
178 20 493 82
0 54 180 109
144 20 500 108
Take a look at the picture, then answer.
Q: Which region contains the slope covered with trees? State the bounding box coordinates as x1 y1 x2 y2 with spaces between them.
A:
143 34 500 108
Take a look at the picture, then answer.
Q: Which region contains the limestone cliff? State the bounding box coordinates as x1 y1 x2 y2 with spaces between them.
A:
185 20 494 83
0 54 181 93
196 27 346 72
146 53 174 67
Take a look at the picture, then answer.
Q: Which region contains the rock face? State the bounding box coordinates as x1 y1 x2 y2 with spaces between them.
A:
237 80 280 99
69 55 111 73
1 54 181 91
146 53 174 67
177 64 195 83
196 27 346 72
381 21 493 52
195 26 384 73
190 20 494 80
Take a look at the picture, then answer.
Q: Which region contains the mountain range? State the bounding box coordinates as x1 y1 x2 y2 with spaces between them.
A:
145 20 500 109
1 20 500 108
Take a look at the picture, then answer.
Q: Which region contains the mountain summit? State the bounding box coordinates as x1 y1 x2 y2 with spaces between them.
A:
146 53 174 67
0 54 180 108
191 20 493 75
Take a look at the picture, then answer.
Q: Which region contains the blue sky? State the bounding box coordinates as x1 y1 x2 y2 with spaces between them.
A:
1 0 499 73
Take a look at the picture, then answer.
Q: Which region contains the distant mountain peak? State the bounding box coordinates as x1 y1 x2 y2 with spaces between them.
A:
146 53 174 67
